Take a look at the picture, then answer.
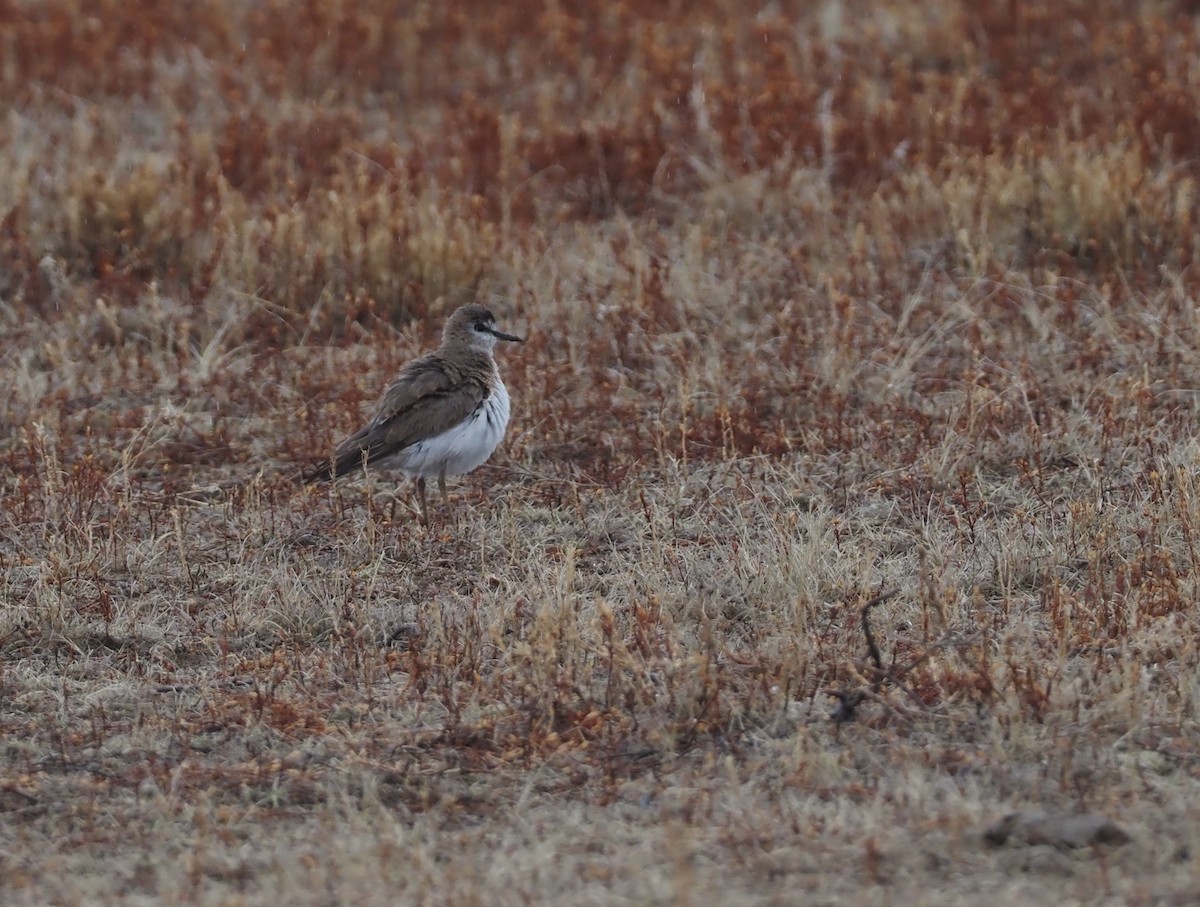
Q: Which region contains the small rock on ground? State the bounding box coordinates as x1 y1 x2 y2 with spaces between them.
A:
984 810 1131 850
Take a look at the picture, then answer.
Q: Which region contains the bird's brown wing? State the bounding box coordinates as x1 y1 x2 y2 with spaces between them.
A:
303 354 489 482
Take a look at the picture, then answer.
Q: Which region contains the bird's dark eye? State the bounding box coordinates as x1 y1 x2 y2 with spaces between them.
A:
474 321 489 332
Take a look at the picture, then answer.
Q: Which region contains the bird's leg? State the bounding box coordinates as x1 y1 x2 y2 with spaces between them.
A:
435 470 454 527
415 477 429 527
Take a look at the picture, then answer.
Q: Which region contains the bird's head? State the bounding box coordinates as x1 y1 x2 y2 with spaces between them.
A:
443 304 523 354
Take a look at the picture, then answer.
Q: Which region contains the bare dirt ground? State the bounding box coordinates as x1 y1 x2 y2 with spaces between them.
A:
3 1 1200 903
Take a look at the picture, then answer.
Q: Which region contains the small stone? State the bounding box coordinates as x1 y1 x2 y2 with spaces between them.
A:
984 809 1131 850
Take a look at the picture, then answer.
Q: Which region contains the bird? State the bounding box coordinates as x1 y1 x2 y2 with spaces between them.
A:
302 304 523 522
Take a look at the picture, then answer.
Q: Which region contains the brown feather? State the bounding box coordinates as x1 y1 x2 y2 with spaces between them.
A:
302 351 492 483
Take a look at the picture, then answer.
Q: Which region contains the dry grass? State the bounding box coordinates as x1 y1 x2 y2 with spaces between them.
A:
3 0 1200 903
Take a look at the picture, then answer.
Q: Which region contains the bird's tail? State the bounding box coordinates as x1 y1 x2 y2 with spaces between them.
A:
300 447 371 484
300 459 337 484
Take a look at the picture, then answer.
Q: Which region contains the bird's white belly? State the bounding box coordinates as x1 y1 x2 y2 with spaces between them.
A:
392 382 511 479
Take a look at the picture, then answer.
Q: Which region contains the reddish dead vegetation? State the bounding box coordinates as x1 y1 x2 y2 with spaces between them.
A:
4 11 1200 890
3 1 1198 519
3 1 1196 480
2 2 1197 237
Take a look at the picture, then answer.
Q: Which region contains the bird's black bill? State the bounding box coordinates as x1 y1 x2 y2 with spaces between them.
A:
490 328 523 342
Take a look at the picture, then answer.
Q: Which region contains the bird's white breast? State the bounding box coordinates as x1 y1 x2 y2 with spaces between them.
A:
393 380 511 479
